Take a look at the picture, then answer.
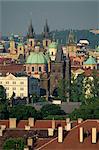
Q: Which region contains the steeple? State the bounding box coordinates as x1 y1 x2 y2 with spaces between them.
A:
27 19 35 38
68 30 75 44
43 19 50 39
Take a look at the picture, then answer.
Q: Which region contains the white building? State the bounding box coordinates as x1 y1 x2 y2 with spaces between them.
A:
0 73 40 99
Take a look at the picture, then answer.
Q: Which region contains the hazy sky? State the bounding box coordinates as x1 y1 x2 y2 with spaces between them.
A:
0 0 99 35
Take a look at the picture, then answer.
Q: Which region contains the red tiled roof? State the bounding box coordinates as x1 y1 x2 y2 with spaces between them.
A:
38 120 99 150
0 64 25 74
0 120 77 129
0 120 9 128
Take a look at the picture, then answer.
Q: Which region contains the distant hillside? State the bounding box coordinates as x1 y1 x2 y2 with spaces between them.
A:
2 30 99 49
50 30 99 48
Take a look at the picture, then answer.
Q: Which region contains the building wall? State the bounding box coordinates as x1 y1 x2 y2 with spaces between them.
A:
0 74 28 98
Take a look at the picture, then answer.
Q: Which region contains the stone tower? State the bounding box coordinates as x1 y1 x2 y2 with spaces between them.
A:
43 19 51 48
65 47 71 102
27 20 35 50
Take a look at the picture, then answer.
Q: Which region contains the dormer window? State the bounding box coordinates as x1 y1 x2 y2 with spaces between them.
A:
39 67 41 72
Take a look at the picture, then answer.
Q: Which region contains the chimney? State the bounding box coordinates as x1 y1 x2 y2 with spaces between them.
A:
27 137 33 147
79 127 84 143
9 118 16 129
92 128 97 144
52 118 55 129
24 146 29 150
48 128 54 136
66 122 71 131
78 118 83 124
0 125 6 130
28 118 34 127
58 127 63 143
66 118 70 123
25 125 30 131
0 129 3 136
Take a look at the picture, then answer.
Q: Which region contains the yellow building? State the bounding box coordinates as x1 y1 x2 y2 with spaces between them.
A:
48 41 58 61
0 73 28 98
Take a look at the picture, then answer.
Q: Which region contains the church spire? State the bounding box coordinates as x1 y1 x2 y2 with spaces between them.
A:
43 19 50 38
27 19 35 38
68 29 75 44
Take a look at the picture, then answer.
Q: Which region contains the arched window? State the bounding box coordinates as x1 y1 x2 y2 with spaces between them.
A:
52 52 54 56
39 66 41 72
30 41 32 47
32 67 34 72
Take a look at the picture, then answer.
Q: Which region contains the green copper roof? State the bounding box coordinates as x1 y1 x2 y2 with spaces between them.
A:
26 52 48 64
10 33 14 41
48 42 58 49
83 56 96 65
18 42 23 46
95 46 99 52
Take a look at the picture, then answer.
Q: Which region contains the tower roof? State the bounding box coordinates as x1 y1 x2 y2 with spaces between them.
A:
68 30 75 44
26 52 48 64
43 19 50 38
27 20 35 38
95 45 99 52
48 41 58 49
83 56 96 65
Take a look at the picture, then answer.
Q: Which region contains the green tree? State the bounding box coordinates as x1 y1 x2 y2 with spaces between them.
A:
9 105 37 121
40 104 66 118
69 99 99 120
3 138 25 150
58 79 68 101
0 85 6 104
31 93 39 103
0 85 9 119
71 74 85 102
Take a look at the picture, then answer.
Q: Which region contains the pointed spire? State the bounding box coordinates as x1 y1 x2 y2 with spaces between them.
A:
68 29 75 44
43 19 49 38
27 19 35 38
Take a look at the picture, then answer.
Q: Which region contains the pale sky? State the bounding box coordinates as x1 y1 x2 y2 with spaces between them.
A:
0 0 99 35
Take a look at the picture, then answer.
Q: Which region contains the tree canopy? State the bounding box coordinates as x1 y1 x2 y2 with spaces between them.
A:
9 105 37 121
3 138 25 150
40 104 66 118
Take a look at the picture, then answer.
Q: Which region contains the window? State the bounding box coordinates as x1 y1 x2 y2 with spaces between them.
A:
0 81 2 84
46 40 48 46
39 67 41 72
20 82 24 84
30 41 32 47
6 87 9 90
6 93 9 97
13 87 16 90
51 52 54 56
20 88 24 91
20 48 21 50
32 67 34 72
13 81 16 84
20 93 24 97
6 81 9 84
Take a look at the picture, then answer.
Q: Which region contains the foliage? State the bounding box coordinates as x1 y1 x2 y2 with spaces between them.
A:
58 79 69 102
69 98 99 120
3 137 25 150
0 85 6 104
44 115 66 120
40 104 66 118
31 93 39 103
0 103 9 119
71 74 85 102
9 105 37 121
